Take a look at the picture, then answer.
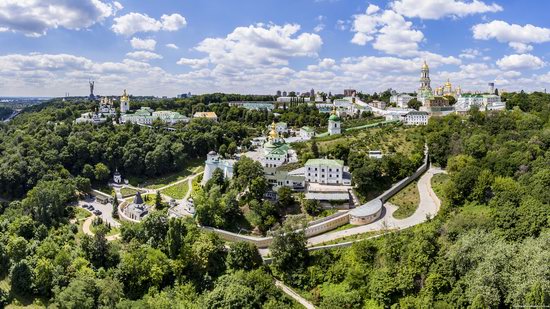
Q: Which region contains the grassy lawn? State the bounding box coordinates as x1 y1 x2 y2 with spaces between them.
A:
127 157 204 189
120 187 138 197
293 123 424 162
431 173 450 201
143 194 157 206
390 180 420 219
90 223 120 237
160 181 189 199
341 116 385 129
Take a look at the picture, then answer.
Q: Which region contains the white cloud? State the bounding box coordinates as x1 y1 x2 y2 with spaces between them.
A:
459 48 481 59
496 54 545 70
126 51 163 61
392 0 502 20
508 42 533 53
314 15 325 32
366 4 380 15
130 38 157 51
336 19 349 31
177 58 209 69
195 23 322 70
112 12 187 36
351 8 424 56
0 0 120 37
473 20 550 52
166 43 179 49
160 14 187 31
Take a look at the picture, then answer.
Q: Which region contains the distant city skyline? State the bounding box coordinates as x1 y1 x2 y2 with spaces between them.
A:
1 0 550 96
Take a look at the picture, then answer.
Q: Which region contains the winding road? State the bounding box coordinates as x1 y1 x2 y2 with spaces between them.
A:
307 167 445 246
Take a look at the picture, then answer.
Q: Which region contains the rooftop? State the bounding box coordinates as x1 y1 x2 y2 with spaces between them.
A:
305 159 344 168
301 126 314 133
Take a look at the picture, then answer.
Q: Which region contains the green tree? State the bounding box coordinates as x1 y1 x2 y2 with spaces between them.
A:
166 217 187 259
311 140 320 158
10 260 33 296
270 225 308 281
226 242 262 272
54 277 98 309
407 98 421 110
277 186 295 210
94 163 111 183
301 198 322 216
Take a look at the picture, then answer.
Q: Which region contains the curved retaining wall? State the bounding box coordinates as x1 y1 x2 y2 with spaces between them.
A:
349 148 429 225
117 200 141 223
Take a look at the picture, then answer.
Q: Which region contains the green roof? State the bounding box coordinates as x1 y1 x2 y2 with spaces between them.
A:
301 126 314 133
305 159 344 168
329 114 340 121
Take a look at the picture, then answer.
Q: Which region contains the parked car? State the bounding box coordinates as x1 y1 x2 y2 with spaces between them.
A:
93 210 102 216
88 206 95 211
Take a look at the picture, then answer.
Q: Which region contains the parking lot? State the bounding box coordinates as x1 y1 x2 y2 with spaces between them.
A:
78 197 121 228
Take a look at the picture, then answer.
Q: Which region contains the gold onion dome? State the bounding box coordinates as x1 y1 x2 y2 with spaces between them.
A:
329 106 340 121
122 89 129 99
422 61 429 70
445 79 452 87
269 121 278 139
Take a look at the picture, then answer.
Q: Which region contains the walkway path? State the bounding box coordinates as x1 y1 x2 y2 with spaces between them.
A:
275 280 316 309
307 167 445 246
82 215 121 241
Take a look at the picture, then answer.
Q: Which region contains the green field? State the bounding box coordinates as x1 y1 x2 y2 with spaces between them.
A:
390 180 420 219
127 158 203 189
293 123 424 160
431 173 450 201
160 181 190 199
120 187 139 197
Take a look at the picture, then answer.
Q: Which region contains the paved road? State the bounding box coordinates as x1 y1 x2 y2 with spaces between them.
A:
78 197 121 228
82 215 121 241
307 167 445 246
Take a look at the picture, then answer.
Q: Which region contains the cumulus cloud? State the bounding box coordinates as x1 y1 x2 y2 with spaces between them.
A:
112 12 187 36
508 42 533 53
0 0 120 37
166 43 179 49
126 51 163 61
130 38 157 51
459 48 482 59
160 14 187 31
195 23 322 70
351 6 424 56
177 58 209 69
496 54 545 70
473 20 550 52
392 0 502 20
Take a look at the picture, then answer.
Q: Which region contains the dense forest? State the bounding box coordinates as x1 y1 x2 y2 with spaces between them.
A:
0 92 549 308
0 107 13 120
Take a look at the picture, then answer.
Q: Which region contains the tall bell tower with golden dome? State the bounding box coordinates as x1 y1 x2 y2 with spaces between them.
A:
417 61 434 104
120 89 130 114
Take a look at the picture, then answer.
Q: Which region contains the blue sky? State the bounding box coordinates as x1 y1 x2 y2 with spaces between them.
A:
1 0 550 96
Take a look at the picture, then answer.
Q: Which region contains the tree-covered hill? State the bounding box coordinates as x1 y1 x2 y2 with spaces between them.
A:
278 96 550 308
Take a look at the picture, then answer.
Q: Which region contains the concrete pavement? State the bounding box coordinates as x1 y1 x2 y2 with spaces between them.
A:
306 167 444 246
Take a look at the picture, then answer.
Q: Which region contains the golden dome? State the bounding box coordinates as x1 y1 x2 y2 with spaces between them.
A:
422 60 429 70
122 89 129 100
445 79 452 87
269 121 278 140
